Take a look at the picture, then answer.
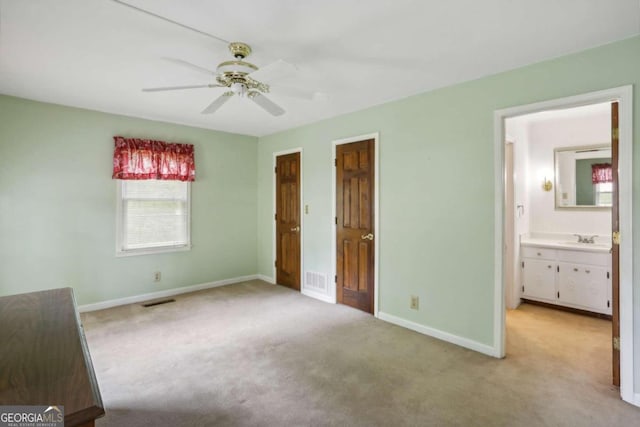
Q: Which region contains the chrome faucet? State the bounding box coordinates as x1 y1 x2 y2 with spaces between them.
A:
574 234 597 243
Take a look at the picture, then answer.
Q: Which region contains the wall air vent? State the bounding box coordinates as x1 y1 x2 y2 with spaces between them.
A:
305 271 327 292
141 298 176 308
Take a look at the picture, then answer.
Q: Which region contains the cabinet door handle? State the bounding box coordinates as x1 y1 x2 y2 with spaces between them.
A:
585 270 590 274
573 268 579 272
547 265 552 269
537 252 542 256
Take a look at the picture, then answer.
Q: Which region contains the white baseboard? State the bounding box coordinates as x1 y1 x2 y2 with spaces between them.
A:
78 274 259 312
257 274 275 284
256 275 334 303
301 288 335 304
377 311 498 358
256 275 335 304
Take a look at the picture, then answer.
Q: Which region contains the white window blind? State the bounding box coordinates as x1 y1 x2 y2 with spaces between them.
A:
117 180 190 255
595 182 613 206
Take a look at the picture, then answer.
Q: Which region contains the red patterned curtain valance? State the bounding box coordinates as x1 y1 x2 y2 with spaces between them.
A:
591 163 612 184
112 136 195 182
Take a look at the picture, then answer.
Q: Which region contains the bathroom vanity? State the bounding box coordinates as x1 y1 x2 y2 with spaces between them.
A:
520 234 612 316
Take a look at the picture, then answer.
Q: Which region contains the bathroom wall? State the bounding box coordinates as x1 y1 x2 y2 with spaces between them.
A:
527 107 612 236
505 117 531 308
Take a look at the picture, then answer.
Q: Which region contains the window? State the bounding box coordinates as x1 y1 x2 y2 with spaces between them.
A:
591 162 612 207
595 182 613 206
116 179 191 256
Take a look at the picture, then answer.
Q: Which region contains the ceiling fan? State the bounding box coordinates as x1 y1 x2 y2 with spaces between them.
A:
143 42 306 116
108 1 319 117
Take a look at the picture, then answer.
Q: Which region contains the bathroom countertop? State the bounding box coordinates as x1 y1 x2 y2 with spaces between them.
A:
520 235 611 253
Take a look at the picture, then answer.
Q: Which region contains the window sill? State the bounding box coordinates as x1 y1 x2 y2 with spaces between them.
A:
116 244 192 258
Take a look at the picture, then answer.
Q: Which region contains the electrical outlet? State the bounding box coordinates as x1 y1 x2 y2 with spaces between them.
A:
154 271 161 282
410 295 419 310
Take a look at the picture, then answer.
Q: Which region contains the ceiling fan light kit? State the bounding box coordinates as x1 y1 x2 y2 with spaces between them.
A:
231 82 248 97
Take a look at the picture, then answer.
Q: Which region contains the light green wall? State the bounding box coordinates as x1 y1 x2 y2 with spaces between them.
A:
0 95 258 305
257 36 640 349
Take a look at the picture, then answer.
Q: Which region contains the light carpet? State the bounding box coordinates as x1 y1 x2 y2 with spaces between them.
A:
81 280 640 426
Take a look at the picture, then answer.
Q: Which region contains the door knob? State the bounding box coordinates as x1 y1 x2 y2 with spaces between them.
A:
361 233 374 240
290 226 300 232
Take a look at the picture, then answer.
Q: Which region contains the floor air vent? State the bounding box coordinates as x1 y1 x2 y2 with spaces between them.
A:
141 298 176 308
305 271 327 292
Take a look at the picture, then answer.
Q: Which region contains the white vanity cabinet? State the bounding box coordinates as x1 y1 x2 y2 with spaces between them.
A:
522 257 557 301
557 263 609 312
521 244 611 315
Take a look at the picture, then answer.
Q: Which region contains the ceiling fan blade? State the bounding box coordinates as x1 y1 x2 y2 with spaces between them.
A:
201 92 234 114
142 84 222 92
161 57 215 76
271 84 322 101
249 92 285 116
109 0 229 44
249 59 298 83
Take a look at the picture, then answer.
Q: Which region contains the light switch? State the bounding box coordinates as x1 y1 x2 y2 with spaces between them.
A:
305 205 309 214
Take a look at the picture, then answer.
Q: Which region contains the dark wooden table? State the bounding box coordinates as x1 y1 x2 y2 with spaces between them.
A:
0 288 105 427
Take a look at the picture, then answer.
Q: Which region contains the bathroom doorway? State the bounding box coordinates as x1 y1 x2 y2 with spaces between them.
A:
504 101 615 381
494 86 633 403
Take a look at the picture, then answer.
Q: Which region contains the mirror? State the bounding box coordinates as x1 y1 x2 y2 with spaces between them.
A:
554 144 612 209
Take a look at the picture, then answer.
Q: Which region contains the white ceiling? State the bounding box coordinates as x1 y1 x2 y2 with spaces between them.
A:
1 1 638 137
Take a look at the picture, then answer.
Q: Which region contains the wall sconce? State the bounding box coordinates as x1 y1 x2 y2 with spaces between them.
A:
542 177 553 192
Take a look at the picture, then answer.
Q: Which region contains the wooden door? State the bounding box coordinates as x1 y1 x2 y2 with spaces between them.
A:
336 139 375 313
275 152 301 290
611 101 620 386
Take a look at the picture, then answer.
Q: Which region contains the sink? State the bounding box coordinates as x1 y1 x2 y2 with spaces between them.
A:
521 237 612 251
562 241 610 249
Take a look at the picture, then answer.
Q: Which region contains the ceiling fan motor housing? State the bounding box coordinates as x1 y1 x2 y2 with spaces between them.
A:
216 60 257 75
